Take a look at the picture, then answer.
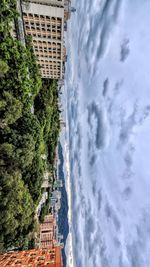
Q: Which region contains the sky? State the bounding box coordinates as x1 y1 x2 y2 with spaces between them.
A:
63 0 150 266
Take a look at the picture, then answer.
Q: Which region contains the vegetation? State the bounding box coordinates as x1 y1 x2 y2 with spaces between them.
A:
34 79 60 169
0 0 60 251
0 60 9 76
39 200 50 223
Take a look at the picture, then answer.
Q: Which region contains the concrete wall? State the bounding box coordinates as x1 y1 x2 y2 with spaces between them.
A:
25 0 64 7
22 2 64 18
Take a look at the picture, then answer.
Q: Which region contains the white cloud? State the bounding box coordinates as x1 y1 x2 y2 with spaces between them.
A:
64 0 150 266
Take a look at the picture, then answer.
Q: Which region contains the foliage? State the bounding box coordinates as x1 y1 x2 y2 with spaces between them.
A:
0 36 41 107
34 79 60 170
0 91 22 127
0 0 60 251
0 0 18 33
0 60 9 76
0 169 34 250
39 202 50 223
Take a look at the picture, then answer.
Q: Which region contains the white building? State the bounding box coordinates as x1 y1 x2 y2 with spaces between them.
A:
22 0 67 79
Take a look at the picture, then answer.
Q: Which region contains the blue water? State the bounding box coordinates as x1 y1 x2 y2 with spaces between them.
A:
58 142 69 267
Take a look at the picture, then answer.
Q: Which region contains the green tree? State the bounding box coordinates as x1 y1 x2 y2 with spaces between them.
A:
15 133 36 168
0 169 35 250
0 91 22 127
0 59 9 76
0 143 15 167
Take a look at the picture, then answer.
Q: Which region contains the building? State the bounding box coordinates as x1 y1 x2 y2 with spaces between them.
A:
22 0 68 79
53 180 63 189
50 191 61 212
0 247 62 267
39 215 58 249
64 0 76 21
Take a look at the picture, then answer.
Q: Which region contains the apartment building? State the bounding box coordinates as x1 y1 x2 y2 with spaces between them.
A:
39 215 57 249
25 0 65 7
0 247 62 267
22 0 67 79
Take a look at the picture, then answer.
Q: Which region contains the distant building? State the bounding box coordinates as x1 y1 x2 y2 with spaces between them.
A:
50 191 61 212
21 0 70 79
54 180 63 189
64 0 76 21
0 247 62 267
39 214 60 249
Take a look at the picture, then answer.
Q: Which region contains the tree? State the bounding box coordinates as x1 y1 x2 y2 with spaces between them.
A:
0 143 15 167
0 169 35 250
0 2 61 250
15 133 36 168
0 91 22 127
0 59 9 76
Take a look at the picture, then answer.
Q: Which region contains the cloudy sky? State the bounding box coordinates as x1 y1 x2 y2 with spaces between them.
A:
64 0 150 266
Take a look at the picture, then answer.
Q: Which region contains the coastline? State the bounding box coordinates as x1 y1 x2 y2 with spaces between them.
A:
63 98 75 267
64 142 75 267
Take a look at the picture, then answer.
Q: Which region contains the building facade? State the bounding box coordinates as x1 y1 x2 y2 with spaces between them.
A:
50 191 61 212
22 0 67 79
0 247 62 267
39 215 57 249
